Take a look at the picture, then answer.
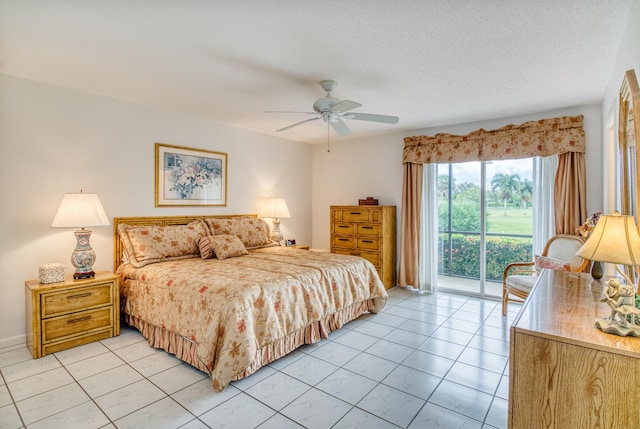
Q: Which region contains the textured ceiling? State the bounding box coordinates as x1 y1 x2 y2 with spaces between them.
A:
0 0 633 144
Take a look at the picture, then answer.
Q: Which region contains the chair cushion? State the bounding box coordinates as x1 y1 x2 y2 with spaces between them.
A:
505 275 538 293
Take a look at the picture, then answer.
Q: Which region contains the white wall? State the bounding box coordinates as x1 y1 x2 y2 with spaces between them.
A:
0 74 312 346
311 105 603 252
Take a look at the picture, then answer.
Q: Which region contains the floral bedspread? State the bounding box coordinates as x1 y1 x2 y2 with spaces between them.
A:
117 247 387 390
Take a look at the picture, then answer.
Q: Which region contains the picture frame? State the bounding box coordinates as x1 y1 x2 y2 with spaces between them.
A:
155 143 227 207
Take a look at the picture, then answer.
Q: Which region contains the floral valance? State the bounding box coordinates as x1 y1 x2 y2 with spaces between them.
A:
403 115 585 164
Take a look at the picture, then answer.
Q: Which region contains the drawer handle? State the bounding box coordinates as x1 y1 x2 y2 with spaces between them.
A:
350 252 361 256
362 226 374 229
67 292 92 299
362 240 374 243
338 238 350 241
67 316 91 324
338 225 349 228
350 212 362 215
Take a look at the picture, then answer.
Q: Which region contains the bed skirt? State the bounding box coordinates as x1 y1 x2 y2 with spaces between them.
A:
123 297 380 391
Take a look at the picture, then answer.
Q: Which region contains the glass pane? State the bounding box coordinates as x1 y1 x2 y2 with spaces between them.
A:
485 159 533 297
437 162 482 294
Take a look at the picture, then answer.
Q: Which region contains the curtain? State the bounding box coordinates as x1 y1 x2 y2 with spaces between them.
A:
418 164 438 293
398 163 422 288
400 115 586 294
555 151 587 234
533 156 558 255
403 116 585 164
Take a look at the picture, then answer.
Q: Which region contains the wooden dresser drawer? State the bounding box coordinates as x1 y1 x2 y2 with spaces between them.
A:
41 283 113 318
42 307 113 343
357 237 380 251
357 224 380 236
332 223 355 235
340 209 374 222
334 249 380 267
332 236 355 248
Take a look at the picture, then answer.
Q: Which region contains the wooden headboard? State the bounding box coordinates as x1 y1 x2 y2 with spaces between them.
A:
113 214 257 271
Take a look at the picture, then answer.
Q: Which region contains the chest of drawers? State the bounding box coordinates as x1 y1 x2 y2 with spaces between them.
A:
25 271 120 358
330 205 396 288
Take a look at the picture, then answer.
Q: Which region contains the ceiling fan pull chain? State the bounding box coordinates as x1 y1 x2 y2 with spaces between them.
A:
327 121 331 152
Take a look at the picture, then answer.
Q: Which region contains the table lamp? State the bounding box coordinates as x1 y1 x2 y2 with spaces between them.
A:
575 211 640 336
262 197 290 244
51 191 110 279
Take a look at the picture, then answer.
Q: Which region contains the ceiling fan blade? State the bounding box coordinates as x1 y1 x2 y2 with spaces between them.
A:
265 110 316 115
331 100 362 114
346 112 399 124
276 116 320 132
330 117 351 137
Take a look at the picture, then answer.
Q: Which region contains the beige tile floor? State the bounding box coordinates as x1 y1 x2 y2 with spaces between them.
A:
0 286 521 429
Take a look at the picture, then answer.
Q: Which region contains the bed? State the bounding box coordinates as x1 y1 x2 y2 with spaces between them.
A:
113 214 387 391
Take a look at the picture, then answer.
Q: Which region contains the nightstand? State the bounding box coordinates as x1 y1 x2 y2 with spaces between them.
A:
289 245 310 250
25 270 120 358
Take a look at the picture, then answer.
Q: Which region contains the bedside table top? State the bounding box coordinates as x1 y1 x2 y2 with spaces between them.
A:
25 270 117 290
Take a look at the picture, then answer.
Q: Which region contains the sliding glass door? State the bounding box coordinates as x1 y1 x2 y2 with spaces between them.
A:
437 159 533 298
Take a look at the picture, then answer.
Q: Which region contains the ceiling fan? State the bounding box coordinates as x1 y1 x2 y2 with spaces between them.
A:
265 80 399 137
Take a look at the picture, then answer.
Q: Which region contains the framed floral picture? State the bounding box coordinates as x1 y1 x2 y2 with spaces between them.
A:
155 143 227 206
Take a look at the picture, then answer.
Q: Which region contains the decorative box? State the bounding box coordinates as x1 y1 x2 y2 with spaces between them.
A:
39 263 66 284
358 197 379 206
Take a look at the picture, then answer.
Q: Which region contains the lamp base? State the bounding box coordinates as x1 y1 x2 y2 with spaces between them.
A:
71 228 97 279
270 218 284 245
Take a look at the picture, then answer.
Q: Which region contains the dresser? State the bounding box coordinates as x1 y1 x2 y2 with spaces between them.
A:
25 270 120 358
509 270 640 428
330 205 396 289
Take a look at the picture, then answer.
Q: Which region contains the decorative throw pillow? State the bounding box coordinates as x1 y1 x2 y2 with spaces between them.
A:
534 254 571 271
118 220 208 268
198 235 216 259
201 234 249 260
204 217 271 249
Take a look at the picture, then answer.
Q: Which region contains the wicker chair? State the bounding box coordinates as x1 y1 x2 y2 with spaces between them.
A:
502 234 589 315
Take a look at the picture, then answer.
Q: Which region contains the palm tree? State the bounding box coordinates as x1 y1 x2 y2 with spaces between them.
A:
518 179 533 212
490 173 521 215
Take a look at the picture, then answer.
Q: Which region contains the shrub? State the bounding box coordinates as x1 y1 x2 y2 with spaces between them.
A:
439 234 532 281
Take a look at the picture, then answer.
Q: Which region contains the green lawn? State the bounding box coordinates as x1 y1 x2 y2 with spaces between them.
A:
486 207 532 235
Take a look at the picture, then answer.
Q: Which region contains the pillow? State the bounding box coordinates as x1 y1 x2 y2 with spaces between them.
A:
204 217 272 249
534 254 571 271
118 220 208 268
200 234 248 260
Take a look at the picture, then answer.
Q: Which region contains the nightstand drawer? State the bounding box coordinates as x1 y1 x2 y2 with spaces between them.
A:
41 283 113 318
42 307 113 343
42 330 114 356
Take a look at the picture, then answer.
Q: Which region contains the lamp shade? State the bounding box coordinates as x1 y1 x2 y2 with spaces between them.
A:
575 211 640 266
262 198 291 219
51 192 110 228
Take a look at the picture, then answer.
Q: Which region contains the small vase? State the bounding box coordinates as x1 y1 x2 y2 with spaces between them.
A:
591 261 603 280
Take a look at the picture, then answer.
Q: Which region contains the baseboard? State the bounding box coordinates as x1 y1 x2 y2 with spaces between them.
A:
0 334 26 350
